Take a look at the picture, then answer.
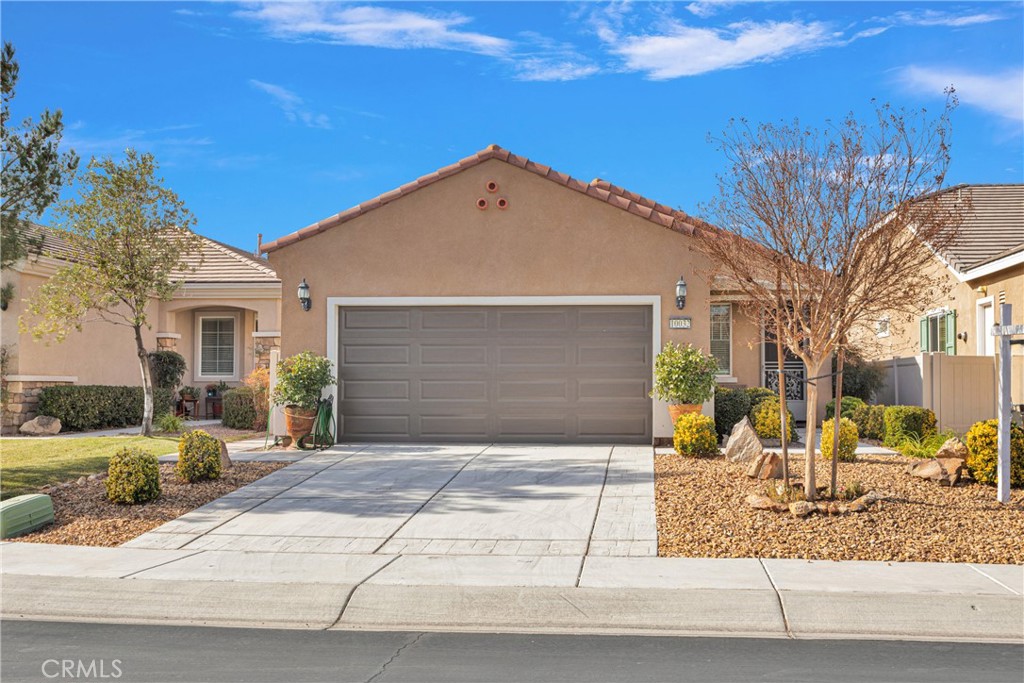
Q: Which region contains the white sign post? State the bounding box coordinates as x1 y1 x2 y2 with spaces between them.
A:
991 304 1021 505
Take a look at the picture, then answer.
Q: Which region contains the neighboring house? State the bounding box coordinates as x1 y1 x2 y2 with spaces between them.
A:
865 184 1024 430
261 144 827 445
1 223 282 434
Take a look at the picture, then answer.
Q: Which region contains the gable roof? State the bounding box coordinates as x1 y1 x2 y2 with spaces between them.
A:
929 184 1024 273
20 222 279 284
261 144 702 253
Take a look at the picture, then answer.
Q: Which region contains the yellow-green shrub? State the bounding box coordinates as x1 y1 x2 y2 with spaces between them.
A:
673 412 719 457
752 398 797 442
176 430 222 482
965 420 1024 488
105 446 161 504
821 417 858 462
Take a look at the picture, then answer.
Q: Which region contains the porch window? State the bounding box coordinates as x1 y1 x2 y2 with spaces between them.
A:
710 304 732 375
199 316 236 377
920 310 956 355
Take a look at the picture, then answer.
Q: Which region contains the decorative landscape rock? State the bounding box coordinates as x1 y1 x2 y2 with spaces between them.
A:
745 494 776 510
745 452 784 480
725 417 761 463
907 457 965 486
18 415 61 436
789 501 816 517
934 436 968 461
218 439 233 471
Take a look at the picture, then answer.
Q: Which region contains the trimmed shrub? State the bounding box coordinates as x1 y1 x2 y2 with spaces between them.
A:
673 412 719 457
821 417 859 462
176 430 222 482
155 412 185 433
833 352 885 402
744 387 777 415
897 429 960 459
965 420 1024 488
105 446 161 504
714 387 752 441
851 404 886 441
222 387 258 430
148 350 187 389
38 385 173 431
825 396 866 421
882 406 937 448
752 397 797 442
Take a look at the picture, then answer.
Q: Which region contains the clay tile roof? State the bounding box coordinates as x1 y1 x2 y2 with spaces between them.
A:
21 222 279 283
927 184 1024 273
261 144 702 252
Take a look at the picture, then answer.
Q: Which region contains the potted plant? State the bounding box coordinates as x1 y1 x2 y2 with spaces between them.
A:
205 383 218 398
216 380 230 394
179 385 200 401
272 351 334 444
649 341 719 425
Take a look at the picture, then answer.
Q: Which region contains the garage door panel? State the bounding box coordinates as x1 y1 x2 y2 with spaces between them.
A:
338 306 651 443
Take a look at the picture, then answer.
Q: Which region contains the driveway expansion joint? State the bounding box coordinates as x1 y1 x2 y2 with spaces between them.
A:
117 550 206 579
577 446 615 586
758 558 794 639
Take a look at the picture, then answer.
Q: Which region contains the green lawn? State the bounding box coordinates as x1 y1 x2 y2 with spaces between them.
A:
0 436 180 499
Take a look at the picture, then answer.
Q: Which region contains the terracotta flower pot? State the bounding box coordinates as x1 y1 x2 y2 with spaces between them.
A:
283 406 317 445
668 403 702 425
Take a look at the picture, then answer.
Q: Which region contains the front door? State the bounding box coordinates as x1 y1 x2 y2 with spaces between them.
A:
762 332 807 423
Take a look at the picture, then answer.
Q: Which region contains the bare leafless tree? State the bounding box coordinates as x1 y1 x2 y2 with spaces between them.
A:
694 97 964 500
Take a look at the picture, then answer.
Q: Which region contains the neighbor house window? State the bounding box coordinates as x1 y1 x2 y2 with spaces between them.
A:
710 304 732 375
920 310 956 355
198 315 237 377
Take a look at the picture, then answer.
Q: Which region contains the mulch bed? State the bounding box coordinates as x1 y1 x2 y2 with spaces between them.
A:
13 461 288 547
656 451 1024 564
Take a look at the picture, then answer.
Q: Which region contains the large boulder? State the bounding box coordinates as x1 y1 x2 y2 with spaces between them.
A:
19 415 61 436
725 417 761 463
745 451 784 480
907 457 964 486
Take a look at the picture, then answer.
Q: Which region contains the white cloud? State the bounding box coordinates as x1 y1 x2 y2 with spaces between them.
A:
609 19 835 79
685 1 738 19
514 58 600 82
235 3 511 56
898 66 1024 124
249 79 332 129
891 9 1003 28
173 9 205 17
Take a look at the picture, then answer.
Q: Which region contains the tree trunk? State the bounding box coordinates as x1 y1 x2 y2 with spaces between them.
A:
775 327 790 489
134 324 154 437
803 359 822 501
831 348 846 498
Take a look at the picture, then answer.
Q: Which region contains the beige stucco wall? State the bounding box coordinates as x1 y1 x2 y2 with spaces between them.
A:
267 158 771 440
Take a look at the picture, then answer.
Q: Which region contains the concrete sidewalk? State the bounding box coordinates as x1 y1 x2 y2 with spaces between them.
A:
1 542 1020 642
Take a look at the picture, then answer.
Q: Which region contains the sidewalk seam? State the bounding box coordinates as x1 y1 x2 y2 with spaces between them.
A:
370 444 492 554
967 564 1022 595
576 446 615 587
117 550 206 579
325 554 401 631
758 558 794 639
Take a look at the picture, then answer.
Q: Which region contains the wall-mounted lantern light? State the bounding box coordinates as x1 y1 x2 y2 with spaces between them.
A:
675 276 687 310
297 278 311 312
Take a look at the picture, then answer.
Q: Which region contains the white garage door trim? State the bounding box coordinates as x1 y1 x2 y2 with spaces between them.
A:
325 295 662 442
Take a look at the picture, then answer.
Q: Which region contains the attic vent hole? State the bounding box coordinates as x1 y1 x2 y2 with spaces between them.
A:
476 198 488 210
486 181 499 193
496 197 509 209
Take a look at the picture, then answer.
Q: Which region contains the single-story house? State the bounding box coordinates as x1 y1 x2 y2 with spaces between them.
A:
1 223 282 433
864 184 1023 429
261 144 827 444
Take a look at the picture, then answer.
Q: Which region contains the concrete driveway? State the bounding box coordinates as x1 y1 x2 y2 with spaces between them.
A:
127 444 657 557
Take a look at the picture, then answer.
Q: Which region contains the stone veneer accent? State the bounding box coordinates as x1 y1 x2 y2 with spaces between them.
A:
2 379 74 435
156 336 178 351
255 336 281 370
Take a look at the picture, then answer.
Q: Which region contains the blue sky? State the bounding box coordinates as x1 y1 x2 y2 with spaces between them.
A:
3 1 1022 251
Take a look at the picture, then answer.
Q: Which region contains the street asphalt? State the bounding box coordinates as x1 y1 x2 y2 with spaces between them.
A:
2 620 1022 683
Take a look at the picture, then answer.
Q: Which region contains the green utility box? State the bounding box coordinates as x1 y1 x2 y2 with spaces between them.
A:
0 494 55 538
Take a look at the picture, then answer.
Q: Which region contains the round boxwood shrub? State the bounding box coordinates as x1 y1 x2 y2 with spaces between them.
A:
965 420 1024 488
105 446 161 504
673 412 719 457
751 397 797 442
825 396 866 421
882 406 936 448
744 387 777 415
176 430 222 482
851 404 886 441
714 387 752 442
821 417 859 462
222 387 258 430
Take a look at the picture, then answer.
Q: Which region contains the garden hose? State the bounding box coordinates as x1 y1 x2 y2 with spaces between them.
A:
298 396 335 450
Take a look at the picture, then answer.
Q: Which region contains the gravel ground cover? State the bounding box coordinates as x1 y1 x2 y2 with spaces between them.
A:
12 462 287 546
656 451 1024 564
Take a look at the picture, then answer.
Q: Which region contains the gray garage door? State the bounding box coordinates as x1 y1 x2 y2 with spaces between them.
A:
337 306 653 443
